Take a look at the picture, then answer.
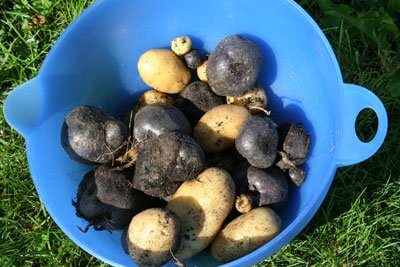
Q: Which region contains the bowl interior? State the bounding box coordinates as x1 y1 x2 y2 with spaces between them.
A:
28 0 342 266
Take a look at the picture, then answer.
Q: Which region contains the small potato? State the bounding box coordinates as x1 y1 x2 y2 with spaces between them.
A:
279 124 311 165
138 49 191 94
226 85 268 114
184 49 202 69
211 207 281 262
194 105 250 153
167 168 236 259
197 60 208 82
171 36 192 56
127 208 181 267
137 90 173 108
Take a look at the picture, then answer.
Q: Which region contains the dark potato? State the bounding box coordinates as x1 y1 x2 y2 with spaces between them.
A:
62 105 128 164
181 81 225 113
73 166 156 231
207 35 262 96
288 166 306 186
247 166 288 207
236 116 278 169
184 49 203 69
275 150 294 170
133 104 191 142
133 132 205 197
279 124 311 165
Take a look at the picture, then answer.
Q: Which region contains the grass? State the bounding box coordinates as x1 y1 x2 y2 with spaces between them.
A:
1 0 399 266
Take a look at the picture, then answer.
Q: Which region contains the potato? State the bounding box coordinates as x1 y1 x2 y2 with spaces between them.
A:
207 35 262 96
133 104 191 142
226 85 268 114
133 132 205 197
171 36 192 56
184 49 202 69
211 207 281 262
288 166 306 186
62 106 128 164
235 116 278 168
247 166 288 208
194 104 250 153
196 60 208 82
138 49 191 94
167 168 236 259
137 90 173 108
73 166 157 231
127 208 181 266
278 124 311 165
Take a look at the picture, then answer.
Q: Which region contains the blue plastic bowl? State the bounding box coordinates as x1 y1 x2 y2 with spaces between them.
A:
3 0 388 266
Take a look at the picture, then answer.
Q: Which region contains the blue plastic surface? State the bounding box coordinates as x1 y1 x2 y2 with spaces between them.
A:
3 0 388 266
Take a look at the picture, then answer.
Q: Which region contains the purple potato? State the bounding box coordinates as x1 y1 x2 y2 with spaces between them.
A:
73 166 157 231
279 124 310 165
207 35 262 96
133 132 205 197
236 116 278 169
184 49 203 69
62 105 128 164
133 104 191 142
247 166 288 207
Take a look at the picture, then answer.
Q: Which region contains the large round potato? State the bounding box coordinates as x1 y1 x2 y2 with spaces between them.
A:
127 208 181 267
207 35 262 96
194 104 250 153
138 49 191 94
211 207 281 262
167 168 236 259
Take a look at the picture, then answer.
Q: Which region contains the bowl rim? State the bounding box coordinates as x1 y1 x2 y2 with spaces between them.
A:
28 0 344 266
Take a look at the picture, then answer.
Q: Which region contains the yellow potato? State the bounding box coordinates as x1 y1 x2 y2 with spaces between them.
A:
137 89 173 108
167 168 236 259
138 49 191 94
194 104 250 153
197 60 208 82
211 207 281 263
171 36 192 56
127 208 181 266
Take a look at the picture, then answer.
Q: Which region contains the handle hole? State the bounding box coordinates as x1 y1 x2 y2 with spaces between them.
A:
355 108 378 143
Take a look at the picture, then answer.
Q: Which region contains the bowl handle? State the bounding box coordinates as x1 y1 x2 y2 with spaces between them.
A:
335 84 388 167
3 77 42 138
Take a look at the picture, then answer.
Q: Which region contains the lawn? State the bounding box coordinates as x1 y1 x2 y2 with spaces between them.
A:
1 0 399 266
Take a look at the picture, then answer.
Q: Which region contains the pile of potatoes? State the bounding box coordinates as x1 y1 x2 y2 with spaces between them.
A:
62 34 310 266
